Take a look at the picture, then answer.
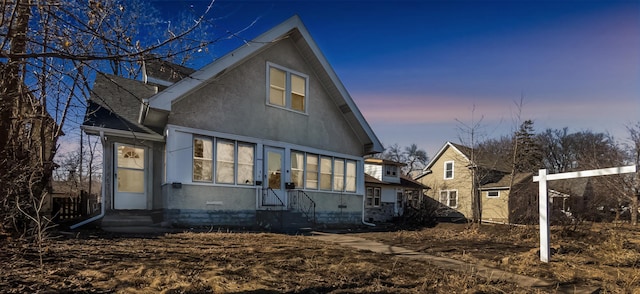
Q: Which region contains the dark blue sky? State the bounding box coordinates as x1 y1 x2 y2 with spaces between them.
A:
152 0 639 156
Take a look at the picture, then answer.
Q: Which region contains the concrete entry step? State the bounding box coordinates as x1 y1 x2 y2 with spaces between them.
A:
101 215 153 227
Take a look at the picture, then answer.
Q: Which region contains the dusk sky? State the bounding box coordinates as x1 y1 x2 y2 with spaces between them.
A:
154 0 639 157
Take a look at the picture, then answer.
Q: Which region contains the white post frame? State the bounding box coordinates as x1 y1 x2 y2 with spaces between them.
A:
533 165 636 263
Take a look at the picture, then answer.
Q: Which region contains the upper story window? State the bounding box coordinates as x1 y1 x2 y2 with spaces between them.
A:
267 62 308 113
385 165 398 176
444 161 454 179
366 187 381 207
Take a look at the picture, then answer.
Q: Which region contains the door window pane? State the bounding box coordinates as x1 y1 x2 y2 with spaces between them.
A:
117 145 145 193
118 146 145 169
117 169 144 193
216 140 235 184
267 150 282 190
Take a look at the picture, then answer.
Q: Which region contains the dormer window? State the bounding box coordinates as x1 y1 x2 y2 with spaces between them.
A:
385 165 398 176
267 62 308 113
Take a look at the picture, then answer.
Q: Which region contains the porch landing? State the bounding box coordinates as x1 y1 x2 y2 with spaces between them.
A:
101 210 164 231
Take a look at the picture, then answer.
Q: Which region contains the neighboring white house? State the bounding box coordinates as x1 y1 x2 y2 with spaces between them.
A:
364 158 427 223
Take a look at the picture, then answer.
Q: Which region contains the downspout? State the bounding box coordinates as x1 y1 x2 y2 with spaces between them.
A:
70 131 107 229
361 191 375 227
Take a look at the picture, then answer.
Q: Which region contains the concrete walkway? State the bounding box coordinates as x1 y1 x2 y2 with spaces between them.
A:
309 232 599 294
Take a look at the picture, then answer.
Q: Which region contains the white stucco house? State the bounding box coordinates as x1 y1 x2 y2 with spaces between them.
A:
75 16 383 231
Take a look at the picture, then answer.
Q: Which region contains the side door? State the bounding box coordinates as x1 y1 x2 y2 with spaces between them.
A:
114 144 147 209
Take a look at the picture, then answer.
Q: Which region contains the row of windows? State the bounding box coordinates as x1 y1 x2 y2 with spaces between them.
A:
436 190 500 209
291 151 357 192
193 137 255 185
193 137 358 192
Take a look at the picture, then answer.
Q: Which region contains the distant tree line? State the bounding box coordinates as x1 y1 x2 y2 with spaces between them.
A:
477 120 640 225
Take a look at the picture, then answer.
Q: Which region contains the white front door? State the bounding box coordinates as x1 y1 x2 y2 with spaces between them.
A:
114 144 147 209
263 147 287 206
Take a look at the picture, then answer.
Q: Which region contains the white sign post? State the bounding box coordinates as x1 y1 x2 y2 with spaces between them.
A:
533 165 636 263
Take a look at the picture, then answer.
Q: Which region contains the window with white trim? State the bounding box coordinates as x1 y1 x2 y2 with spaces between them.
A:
267 63 308 113
366 187 381 207
192 136 254 185
305 154 319 189
385 165 398 176
320 156 333 191
487 190 500 198
193 138 213 182
439 190 458 208
345 160 357 192
216 140 235 184
444 161 454 179
237 144 254 185
291 151 305 189
292 151 357 192
333 158 345 191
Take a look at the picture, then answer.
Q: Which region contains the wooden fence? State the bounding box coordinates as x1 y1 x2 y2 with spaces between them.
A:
52 190 98 222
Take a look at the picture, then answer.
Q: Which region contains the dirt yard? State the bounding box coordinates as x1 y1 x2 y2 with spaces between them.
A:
358 222 640 293
1 222 639 293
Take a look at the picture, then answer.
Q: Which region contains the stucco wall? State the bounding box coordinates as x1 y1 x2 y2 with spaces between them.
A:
162 184 257 226
168 37 363 157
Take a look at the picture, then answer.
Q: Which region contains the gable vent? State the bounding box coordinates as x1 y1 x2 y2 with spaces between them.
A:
339 104 351 114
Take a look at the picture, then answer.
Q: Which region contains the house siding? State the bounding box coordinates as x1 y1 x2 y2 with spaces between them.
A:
481 190 510 223
418 146 474 219
168 37 363 157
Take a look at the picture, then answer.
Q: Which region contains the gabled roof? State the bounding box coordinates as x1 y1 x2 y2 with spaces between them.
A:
143 15 383 154
548 178 591 197
480 172 532 190
365 173 429 189
82 74 164 141
142 57 196 86
364 158 406 166
417 141 511 179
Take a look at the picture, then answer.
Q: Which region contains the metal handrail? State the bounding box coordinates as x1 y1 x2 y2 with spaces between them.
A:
262 187 285 207
290 190 316 224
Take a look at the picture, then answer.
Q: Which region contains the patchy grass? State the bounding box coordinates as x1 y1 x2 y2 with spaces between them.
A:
1 229 544 293
357 222 640 293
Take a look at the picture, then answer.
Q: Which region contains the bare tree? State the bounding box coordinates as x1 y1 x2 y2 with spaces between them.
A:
455 105 486 223
404 144 428 176
0 0 233 240
379 143 428 176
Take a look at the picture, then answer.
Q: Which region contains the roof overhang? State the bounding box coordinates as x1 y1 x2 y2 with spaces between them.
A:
82 125 165 142
139 99 169 129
